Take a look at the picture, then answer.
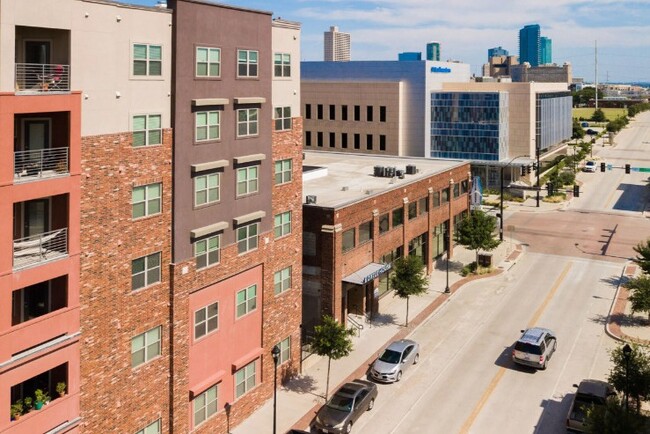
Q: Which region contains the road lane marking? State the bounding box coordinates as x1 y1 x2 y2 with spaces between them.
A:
604 172 624 209
458 261 573 434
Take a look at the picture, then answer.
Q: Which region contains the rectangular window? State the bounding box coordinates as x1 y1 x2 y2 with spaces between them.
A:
433 191 441 207
317 104 323 120
195 111 220 142
275 159 292 185
354 133 360 149
274 211 292 238
133 43 162 76
132 114 162 147
461 179 469 194
196 47 220 77
131 326 161 367
305 104 311 119
454 183 460 198
442 188 450 203
136 419 161 434
341 105 348 121
237 108 259 137
342 228 355 253
317 131 323 147
329 104 336 120
194 302 219 339
341 133 348 149
380 106 387 122
274 106 291 131
236 166 259 196
274 52 290 77
329 132 336 148
237 49 258 77
194 235 220 269
366 134 373 150
367 106 373 122
274 266 292 295
418 197 428 216
132 252 161 291
380 135 386 151
392 208 404 228
359 221 373 244
194 173 220 206
305 131 312 146
237 223 258 254
277 337 291 364
408 202 417 220
193 385 218 427
235 360 256 398
131 182 162 219
354 105 360 121
379 213 389 234
236 284 257 318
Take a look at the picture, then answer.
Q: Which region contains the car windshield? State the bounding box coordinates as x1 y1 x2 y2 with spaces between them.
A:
327 394 354 412
378 349 401 364
514 341 542 355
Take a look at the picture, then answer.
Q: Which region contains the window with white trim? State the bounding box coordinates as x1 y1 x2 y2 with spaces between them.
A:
132 183 161 219
195 111 220 142
237 223 258 254
194 173 220 206
236 284 257 317
277 337 290 364
194 301 218 339
275 159 292 185
235 360 256 398
135 419 161 434
274 53 291 77
132 114 162 147
131 326 161 367
237 108 259 137
193 384 218 427
196 47 220 77
194 235 220 269
133 44 162 76
274 266 292 295
237 49 258 77
274 211 291 238
236 166 259 196
132 252 161 291
274 106 291 131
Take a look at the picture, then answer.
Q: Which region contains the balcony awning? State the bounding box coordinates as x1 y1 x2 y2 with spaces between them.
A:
342 262 392 285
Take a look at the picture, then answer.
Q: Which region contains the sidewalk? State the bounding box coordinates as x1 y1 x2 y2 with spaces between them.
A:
233 237 525 434
606 263 650 345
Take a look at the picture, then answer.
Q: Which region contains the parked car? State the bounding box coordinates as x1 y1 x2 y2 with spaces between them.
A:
583 161 597 172
586 128 598 135
566 379 616 432
581 122 589 127
369 339 420 383
314 379 378 433
512 327 557 369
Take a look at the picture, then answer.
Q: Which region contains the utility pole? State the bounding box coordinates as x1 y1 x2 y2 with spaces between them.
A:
595 40 598 110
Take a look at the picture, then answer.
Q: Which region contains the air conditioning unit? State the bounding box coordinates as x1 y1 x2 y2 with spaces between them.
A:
396 170 405 179
306 195 317 204
373 166 385 177
406 164 417 175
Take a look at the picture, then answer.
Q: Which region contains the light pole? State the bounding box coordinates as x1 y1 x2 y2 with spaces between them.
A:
499 156 528 241
535 145 541 208
623 343 632 413
445 178 453 293
272 345 281 434
224 402 232 434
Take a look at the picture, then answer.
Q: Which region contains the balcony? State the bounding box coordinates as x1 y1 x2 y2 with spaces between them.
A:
14 63 70 94
13 228 68 271
14 148 69 182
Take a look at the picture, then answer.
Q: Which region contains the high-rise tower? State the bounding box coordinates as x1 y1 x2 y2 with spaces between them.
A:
519 24 541 66
540 36 552 64
427 41 441 61
324 26 351 61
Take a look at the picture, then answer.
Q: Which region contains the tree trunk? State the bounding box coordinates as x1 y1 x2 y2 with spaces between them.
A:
405 296 410 327
476 250 479 273
325 356 331 401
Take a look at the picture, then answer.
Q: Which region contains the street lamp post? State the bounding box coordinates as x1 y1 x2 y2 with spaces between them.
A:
272 345 281 434
535 145 541 208
224 402 232 434
500 156 529 241
445 178 453 293
623 343 632 413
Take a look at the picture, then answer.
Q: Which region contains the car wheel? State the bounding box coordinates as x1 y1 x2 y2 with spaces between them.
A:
396 371 402 382
413 353 419 364
367 398 375 411
345 421 353 434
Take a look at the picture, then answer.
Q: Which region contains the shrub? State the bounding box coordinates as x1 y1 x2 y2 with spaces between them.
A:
558 171 575 186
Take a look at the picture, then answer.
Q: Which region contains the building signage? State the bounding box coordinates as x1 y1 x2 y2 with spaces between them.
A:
430 66 452 73
470 176 483 211
362 263 392 284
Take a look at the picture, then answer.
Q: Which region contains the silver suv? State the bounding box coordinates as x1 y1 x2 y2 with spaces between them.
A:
512 327 557 370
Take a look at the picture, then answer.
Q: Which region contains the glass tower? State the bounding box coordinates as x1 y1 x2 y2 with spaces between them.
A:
426 41 440 61
540 37 552 64
519 24 541 67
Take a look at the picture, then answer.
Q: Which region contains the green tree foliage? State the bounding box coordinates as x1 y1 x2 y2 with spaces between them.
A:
572 118 586 140
608 344 650 413
606 116 629 133
455 210 501 270
627 275 650 320
311 315 355 401
558 171 576 186
633 239 650 274
391 255 429 326
629 102 650 118
573 87 603 107
592 108 607 122
585 397 650 434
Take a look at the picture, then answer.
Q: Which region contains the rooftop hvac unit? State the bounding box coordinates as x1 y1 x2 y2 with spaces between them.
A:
373 165 385 177
306 195 317 204
406 164 417 175
385 166 396 178
396 170 405 179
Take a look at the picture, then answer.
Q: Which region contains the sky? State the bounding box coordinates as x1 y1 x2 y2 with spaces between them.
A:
130 0 650 83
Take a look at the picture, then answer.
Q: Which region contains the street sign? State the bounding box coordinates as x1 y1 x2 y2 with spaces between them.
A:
607 164 613 171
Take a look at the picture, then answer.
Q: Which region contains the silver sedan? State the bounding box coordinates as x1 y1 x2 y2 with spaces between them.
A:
369 339 420 383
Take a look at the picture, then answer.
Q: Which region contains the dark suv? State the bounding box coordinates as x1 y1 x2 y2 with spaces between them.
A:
512 327 557 370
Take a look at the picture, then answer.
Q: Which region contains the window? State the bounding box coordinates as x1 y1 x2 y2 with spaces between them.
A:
274 266 292 295
380 106 387 122
305 104 312 119
408 202 417 219
329 132 335 148
366 134 373 150
132 252 161 290
317 131 323 147
132 114 162 147
236 166 259 196
380 135 386 151
341 105 348 121
237 49 258 77
342 228 355 253
274 211 292 238
194 173 220 206
135 419 161 434
133 44 162 76
317 104 323 120
193 385 218 427
237 223 258 254
275 159 292 184
305 131 312 146
274 106 291 131
341 133 348 149
131 326 161 367
235 360 256 398
329 104 336 120
379 213 389 234
418 197 428 216
367 106 373 122
196 47 220 77
132 183 161 219
277 337 291 364
194 302 219 339
237 108 259 137
354 105 360 121
194 235 220 269
236 284 257 317
359 221 373 244
392 208 404 228
354 133 360 149
461 179 469 194
454 183 460 198
274 53 290 77
433 191 441 207
195 111 220 142
441 188 450 203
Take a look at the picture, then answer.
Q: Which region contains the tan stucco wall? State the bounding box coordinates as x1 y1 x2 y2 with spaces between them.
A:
272 19 301 117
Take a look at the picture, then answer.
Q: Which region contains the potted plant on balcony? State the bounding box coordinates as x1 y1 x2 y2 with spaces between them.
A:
23 397 33 412
10 400 23 421
34 389 48 410
56 382 66 397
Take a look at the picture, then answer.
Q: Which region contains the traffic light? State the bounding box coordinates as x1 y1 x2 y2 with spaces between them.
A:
520 166 526 176
546 182 554 196
526 165 532 175
532 162 538 173
625 164 631 174
573 184 580 198
600 162 606 172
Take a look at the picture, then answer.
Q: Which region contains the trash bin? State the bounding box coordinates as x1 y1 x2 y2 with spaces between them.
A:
478 253 493 268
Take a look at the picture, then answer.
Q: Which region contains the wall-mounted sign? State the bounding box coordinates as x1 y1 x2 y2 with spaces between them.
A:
430 66 452 73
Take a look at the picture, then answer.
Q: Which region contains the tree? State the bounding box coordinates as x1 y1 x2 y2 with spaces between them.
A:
391 255 429 327
633 239 650 274
627 275 650 320
572 118 586 141
455 210 501 271
608 344 650 413
311 315 355 401
592 108 607 122
585 397 650 434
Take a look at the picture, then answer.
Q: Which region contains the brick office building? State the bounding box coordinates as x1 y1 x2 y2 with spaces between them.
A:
302 151 470 331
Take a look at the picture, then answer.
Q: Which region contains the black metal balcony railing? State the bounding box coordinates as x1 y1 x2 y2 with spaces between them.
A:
13 228 68 270
15 63 70 93
14 148 69 182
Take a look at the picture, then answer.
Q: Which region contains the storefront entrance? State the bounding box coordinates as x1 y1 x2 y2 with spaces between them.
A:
342 262 391 322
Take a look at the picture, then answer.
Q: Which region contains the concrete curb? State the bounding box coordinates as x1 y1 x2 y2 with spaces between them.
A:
604 262 650 345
